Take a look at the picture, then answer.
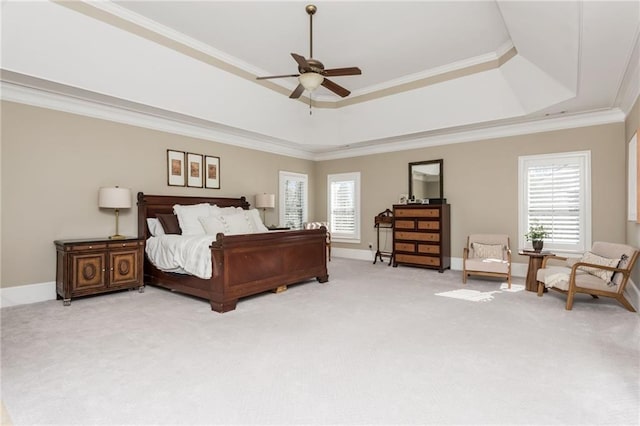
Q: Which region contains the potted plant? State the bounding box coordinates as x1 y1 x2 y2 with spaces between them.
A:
525 224 548 252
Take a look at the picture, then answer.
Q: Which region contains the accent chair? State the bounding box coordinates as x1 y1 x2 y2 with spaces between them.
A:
536 241 638 311
462 234 512 288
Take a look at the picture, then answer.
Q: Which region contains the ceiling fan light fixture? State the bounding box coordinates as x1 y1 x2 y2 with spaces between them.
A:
299 72 324 91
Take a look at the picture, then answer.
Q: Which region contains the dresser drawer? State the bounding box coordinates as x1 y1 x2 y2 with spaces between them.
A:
108 241 142 249
418 244 440 254
395 242 415 252
395 254 440 267
67 243 108 252
417 221 439 230
395 220 415 230
395 231 440 242
395 208 440 218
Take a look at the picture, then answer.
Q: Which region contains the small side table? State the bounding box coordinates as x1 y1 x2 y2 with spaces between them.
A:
54 237 145 305
519 250 555 292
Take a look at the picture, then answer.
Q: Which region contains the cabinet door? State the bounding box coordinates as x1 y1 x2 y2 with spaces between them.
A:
109 249 140 287
70 252 107 293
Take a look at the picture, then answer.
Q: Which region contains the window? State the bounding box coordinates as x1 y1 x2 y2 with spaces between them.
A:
279 171 308 229
518 151 591 254
327 172 360 242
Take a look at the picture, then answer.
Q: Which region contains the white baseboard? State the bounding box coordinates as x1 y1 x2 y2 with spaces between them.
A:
334 249 529 277
4 259 635 311
332 247 377 262
1 281 57 308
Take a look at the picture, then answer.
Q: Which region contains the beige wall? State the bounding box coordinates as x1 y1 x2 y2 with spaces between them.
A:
1 101 314 288
316 123 627 262
0 100 631 290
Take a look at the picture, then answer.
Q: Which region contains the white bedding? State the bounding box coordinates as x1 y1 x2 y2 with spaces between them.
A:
146 234 217 279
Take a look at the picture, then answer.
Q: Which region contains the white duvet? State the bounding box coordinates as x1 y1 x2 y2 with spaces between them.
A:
146 235 217 279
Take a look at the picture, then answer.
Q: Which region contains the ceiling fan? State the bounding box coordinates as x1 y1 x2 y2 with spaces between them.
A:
256 4 362 99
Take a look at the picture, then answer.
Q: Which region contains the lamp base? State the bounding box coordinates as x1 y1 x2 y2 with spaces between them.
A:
109 234 127 240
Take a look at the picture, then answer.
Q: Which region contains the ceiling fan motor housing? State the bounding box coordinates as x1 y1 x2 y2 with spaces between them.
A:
300 58 324 74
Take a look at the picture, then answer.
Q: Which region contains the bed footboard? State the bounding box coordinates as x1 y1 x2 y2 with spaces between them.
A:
208 229 328 312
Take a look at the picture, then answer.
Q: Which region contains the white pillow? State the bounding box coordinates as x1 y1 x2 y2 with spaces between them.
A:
146 218 165 237
472 242 503 260
173 203 210 235
198 216 227 236
578 251 620 283
210 205 244 217
247 209 269 233
218 212 254 235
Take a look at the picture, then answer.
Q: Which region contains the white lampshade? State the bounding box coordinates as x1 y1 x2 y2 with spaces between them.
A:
255 193 275 209
299 72 324 91
98 187 132 209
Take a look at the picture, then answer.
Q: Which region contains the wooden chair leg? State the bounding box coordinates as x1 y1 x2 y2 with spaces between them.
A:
507 274 511 289
617 295 637 312
536 281 544 297
565 290 575 310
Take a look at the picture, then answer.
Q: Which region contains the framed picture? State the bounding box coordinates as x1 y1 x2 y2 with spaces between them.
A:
167 149 185 186
204 155 221 189
186 153 203 188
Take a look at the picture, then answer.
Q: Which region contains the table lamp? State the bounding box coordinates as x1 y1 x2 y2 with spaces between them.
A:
255 193 275 223
98 186 132 239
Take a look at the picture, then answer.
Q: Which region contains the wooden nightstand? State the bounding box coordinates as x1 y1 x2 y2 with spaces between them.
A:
54 237 144 305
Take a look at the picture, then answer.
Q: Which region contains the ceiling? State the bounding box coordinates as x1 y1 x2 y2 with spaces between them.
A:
1 1 639 160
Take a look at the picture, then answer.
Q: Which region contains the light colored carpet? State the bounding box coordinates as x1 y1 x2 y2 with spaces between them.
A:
1 258 639 425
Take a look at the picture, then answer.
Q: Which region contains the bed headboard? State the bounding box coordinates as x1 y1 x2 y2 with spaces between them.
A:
137 192 251 239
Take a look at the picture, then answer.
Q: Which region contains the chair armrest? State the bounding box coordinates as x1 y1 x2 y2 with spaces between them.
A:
570 262 627 276
541 255 566 268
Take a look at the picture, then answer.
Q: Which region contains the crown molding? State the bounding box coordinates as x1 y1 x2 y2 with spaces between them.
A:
313 108 626 161
0 76 626 162
0 80 314 160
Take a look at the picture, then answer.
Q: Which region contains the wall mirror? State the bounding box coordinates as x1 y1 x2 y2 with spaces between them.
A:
408 159 443 201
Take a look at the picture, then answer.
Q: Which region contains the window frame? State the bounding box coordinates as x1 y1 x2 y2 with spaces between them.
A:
278 171 308 230
327 172 361 243
518 151 591 255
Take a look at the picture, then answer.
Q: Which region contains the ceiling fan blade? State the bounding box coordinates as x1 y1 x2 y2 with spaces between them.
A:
256 74 300 80
321 78 351 97
289 84 305 99
323 67 362 77
291 53 311 71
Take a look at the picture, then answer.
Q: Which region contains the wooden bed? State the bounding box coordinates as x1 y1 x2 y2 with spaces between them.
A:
137 192 329 312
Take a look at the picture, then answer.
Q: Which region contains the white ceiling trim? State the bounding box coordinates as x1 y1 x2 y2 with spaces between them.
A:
0 81 314 160
347 40 516 100
60 1 515 105
614 25 640 115
81 0 267 79
1 79 624 162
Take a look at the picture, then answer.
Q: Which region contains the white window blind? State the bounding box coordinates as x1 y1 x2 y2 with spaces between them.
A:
518 152 591 254
279 171 308 229
328 172 360 242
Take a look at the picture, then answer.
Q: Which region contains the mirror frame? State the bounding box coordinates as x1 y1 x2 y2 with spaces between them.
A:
408 159 443 201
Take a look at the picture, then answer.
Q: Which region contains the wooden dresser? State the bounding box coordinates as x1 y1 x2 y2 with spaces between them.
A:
392 204 451 272
54 237 144 305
